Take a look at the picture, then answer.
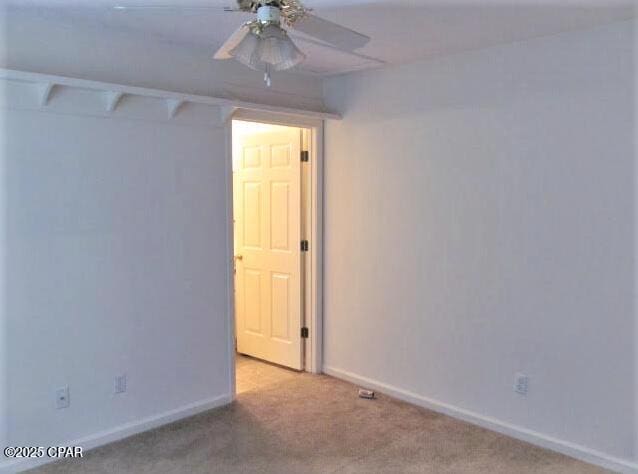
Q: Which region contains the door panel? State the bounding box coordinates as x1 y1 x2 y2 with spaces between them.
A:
243 182 262 249
243 145 262 168
243 269 263 334
270 273 290 340
234 125 302 370
271 144 291 168
270 182 290 251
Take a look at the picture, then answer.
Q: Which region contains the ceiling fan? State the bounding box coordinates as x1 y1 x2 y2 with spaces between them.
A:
114 1 370 87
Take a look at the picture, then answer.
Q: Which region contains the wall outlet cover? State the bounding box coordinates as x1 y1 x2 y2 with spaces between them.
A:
56 386 70 409
514 373 529 396
115 374 127 394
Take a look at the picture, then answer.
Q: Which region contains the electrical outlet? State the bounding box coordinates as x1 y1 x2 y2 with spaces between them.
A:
114 374 127 394
514 373 529 396
56 386 70 409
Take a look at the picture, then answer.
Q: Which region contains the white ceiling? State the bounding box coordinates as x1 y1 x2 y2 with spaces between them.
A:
2 0 636 76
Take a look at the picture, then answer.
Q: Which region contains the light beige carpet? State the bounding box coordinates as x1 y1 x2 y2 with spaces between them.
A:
29 355 611 473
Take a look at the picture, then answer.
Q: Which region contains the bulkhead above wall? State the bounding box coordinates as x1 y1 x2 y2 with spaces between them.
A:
0 69 339 126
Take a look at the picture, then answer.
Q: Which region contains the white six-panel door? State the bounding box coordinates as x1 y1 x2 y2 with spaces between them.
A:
233 126 303 370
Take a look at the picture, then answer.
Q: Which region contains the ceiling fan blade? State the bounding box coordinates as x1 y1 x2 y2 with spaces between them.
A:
291 14 369 51
213 23 250 60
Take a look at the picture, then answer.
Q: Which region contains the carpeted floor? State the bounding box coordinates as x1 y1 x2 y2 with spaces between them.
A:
29 355 611 474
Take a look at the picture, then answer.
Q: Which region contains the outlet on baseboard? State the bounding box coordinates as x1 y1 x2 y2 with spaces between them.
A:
115 374 127 394
514 373 529 396
56 386 70 409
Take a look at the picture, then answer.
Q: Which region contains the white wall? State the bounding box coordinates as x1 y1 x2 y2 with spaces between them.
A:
0 86 232 471
323 20 636 467
0 7 325 471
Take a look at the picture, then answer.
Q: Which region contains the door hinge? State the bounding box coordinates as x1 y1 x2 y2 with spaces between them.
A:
301 240 309 252
301 327 309 338
300 150 309 162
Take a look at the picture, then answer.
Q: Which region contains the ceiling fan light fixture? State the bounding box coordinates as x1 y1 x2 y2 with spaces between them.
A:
257 25 305 71
228 22 305 86
228 30 263 71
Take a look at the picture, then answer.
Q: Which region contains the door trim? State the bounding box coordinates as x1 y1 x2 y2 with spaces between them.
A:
224 109 324 399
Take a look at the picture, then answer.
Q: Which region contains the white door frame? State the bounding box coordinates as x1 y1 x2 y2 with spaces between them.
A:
224 108 324 398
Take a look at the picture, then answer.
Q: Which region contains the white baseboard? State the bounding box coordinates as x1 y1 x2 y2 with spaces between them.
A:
323 365 638 474
0 393 232 474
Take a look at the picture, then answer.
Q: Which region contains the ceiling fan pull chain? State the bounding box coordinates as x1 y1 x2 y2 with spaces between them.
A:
264 65 272 87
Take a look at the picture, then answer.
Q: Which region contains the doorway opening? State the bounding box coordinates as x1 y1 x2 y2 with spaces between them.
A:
228 115 323 396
